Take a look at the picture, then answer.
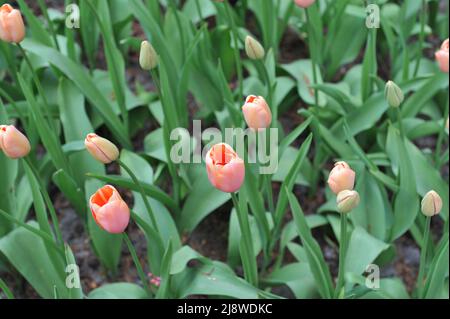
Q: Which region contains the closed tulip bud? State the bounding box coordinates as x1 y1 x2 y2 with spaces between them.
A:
89 185 130 234
336 190 360 214
242 95 272 130
384 80 404 108
435 39 449 73
327 161 355 194
421 190 442 217
0 4 25 43
0 125 30 159
139 40 158 70
85 133 119 164
294 0 316 8
245 36 265 60
206 143 245 193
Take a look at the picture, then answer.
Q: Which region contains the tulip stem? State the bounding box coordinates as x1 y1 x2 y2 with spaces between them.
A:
194 0 203 22
224 0 244 100
16 44 56 132
413 0 427 77
37 0 60 52
117 159 161 236
24 157 64 247
168 0 186 62
265 175 275 214
416 216 431 298
123 233 152 296
396 107 405 138
148 68 181 207
231 192 258 286
434 92 449 169
335 213 348 298
305 8 319 107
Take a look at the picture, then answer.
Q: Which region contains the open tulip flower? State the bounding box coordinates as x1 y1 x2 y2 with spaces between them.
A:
327 161 356 195
89 185 130 234
0 4 25 43
435 39 449 73
242 95 272 130
294 0 316 8
205 143 245 193
0 125 31 159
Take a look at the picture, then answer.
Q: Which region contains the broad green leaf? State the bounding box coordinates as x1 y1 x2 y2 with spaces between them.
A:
0 221 69 299
287 190 334 299
345 226 390 276
179 168 230 232
88 283 147 299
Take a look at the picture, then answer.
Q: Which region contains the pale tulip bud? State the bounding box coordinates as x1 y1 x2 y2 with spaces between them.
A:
384 81 404 108
421 190 442 217
245 36 265 60
336 190 360 214
0 125 31 159
85 133 119 164
205 143 245 193
139 40 158 70
294 0 316 8
89 185 130 234
0 4 25 43
242 95 272 130
327 161 356 194
435 39 449 73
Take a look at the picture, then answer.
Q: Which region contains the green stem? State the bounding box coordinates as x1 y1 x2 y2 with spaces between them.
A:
168 0 186 62
149 69 181 207
117 159 161 235
225 0 244 99
231 192 258 286
396 107 405 138
265 175 275 214
434 91 449 169
0 208 64 259
306 8 319 107
37 0 61 51
16 44 56 132
0 87 29 132
413 0 427 77
24 157 64 247
123 233 152 296
194 0 203 22
416 216 431 298
335 213 348 298
0 278 14 299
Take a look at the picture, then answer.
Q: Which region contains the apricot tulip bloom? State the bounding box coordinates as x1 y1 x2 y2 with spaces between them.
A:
0 4 25 43
421 190 442 217
435 39 449 73
85 133 119 164
242 95 272 130
206 143 245 193
294 0 316 8
327 161 356 194
0 125 30 159
89 185 130 234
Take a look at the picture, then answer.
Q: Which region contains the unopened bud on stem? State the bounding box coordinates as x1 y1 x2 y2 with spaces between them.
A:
245 36 265 60
385 81 404 108
337 190 360 214
139 40 159 70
